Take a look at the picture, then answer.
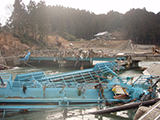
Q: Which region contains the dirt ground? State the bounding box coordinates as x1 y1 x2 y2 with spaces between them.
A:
0 33 155 57
0 33 30 56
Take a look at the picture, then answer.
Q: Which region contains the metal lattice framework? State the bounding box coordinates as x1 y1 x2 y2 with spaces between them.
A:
12 62 123 89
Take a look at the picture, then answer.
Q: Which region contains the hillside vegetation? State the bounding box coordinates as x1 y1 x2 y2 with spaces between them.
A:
0 0 160 56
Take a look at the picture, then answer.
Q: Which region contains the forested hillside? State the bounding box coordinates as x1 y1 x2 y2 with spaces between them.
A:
1 0 160 46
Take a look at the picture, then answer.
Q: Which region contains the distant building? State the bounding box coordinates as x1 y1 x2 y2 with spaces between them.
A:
94 31 112 40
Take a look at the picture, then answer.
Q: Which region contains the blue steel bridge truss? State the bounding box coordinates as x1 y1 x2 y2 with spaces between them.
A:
0 62 159 116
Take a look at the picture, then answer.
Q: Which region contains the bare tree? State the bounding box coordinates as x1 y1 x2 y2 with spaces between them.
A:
5 4 13 17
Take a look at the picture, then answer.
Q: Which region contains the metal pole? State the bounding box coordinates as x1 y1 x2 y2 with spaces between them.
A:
89 98 160 115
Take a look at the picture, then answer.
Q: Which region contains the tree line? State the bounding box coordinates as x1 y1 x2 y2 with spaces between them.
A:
2 0 160 46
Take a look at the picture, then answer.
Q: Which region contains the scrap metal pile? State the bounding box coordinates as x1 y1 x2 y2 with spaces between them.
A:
30 49 111 60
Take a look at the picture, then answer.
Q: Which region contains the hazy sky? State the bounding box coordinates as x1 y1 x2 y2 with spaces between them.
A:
0 0 159 25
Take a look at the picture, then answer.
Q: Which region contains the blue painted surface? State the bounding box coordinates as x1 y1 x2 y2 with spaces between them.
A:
0 62 159 110
29 57 115 61
29 57 59 61
19 52 31 61
116 57 126 61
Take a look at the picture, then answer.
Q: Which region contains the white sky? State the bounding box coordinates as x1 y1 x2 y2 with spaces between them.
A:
0 0 160 25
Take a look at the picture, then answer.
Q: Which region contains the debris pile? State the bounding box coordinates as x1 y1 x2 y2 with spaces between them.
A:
152 46 160 55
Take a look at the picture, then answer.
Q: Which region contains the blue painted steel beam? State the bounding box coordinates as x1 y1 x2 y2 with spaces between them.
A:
29 57 115 61
0 104 99 111
0 98 103 103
